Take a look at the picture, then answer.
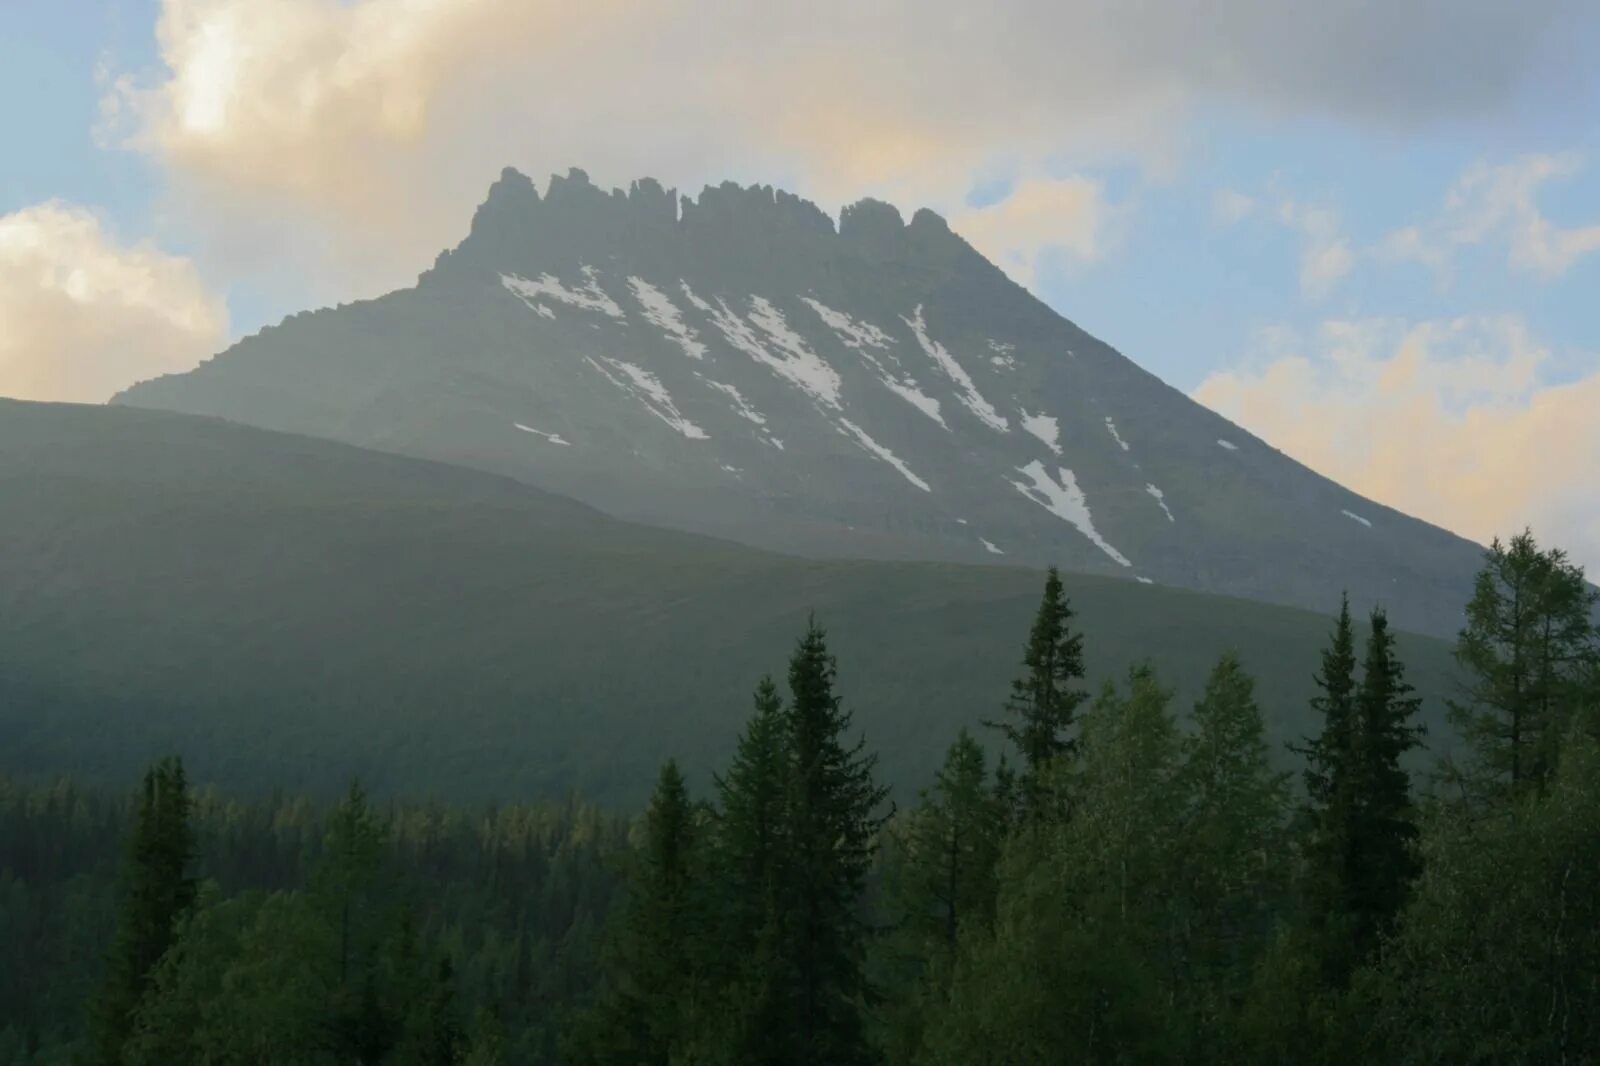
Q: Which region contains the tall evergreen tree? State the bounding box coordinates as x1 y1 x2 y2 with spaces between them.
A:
85 757 196 1066
1295 602 1424 986
985 566 1089 817
704 676 792 1062
781 619 890 1065
1346 608 1424 964
1290 595 1360 983
570 761 702 1065
1294 594 1359 813
1450 531 1600 801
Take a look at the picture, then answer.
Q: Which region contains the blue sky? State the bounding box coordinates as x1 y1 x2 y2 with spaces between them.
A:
3 0 1598 566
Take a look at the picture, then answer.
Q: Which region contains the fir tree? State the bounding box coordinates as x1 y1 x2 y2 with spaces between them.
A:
1450 531 1600 802
85 757 196 1066
781 618 890 1065
985 566 1089 818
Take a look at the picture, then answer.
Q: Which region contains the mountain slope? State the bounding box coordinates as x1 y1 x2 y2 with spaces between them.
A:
115 167 1485 637
0 400 1458 804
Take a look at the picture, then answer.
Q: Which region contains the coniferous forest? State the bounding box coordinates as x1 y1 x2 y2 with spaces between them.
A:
3 531 1598 1065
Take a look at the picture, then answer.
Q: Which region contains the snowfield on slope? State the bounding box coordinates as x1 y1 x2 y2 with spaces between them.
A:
1010 461 1132 568
904 305 1009 432
584 357 708 439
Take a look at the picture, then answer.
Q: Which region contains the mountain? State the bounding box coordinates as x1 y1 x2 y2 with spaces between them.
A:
0 400 1459 804
114 167 1488 638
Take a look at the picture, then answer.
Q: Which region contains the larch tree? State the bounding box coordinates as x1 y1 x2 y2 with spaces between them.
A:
1176 652 1290 1026
1450 531 1600 803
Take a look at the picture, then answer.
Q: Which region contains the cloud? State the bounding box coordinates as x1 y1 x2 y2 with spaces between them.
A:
98 0 1595 300
1225 192 1353 299
0 202 228 404
1212 189 1257 225
1194 316 1600 572
1382 154 1600 282
1277 202 1355 300
951 176 1112 289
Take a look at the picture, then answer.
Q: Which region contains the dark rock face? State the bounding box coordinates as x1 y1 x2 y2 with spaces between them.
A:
116 167 1486 636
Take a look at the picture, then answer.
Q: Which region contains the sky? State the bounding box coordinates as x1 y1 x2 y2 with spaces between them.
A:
3 0 1598 570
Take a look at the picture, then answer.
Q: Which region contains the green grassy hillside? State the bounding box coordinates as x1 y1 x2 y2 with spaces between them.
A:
0 400 1463 805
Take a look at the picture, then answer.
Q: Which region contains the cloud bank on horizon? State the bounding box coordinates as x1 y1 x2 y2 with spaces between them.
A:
3 0 1599 568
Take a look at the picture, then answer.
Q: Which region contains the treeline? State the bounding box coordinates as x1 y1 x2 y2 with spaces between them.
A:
4 531 1598 1063
1 781 627 1065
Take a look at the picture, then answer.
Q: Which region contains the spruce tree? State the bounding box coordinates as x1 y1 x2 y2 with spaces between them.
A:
571 761 703 1065
781 618 890 1065
705 676 792 1062
1295 594 1358 813
86 757 196 1066
985 566 1089 818
1451 531 1600 802
1346 608 1423 962
1296 601 1425 986
1291 596 1361 986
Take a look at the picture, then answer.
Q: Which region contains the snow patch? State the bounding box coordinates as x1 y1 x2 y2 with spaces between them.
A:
1217 439 1239 451
584 356 708 439
837 418 931 492
980 537 1005 556
1020 410 1062 455
803 298 897 354
805 297 946 427
883 381 946 427
1010 461 1132 568
1145 484 1175 523
628 277 706 360
513 423 570 446
704 295 844 409
903 305 1009 432
702 379 766 426
501 269 624 319
956 518 969 525
1104 417 1130 452
720 464 743 475
1341 509 1373 528
1137 577 1154 585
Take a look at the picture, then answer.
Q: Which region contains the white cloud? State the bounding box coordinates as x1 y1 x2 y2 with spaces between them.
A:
1212 189 1257 225
97 0 1596 300
951 176 1112 290
1194 316 1600 572
0 202 228 404
1383 154 1600 282
1273 199 1355 299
